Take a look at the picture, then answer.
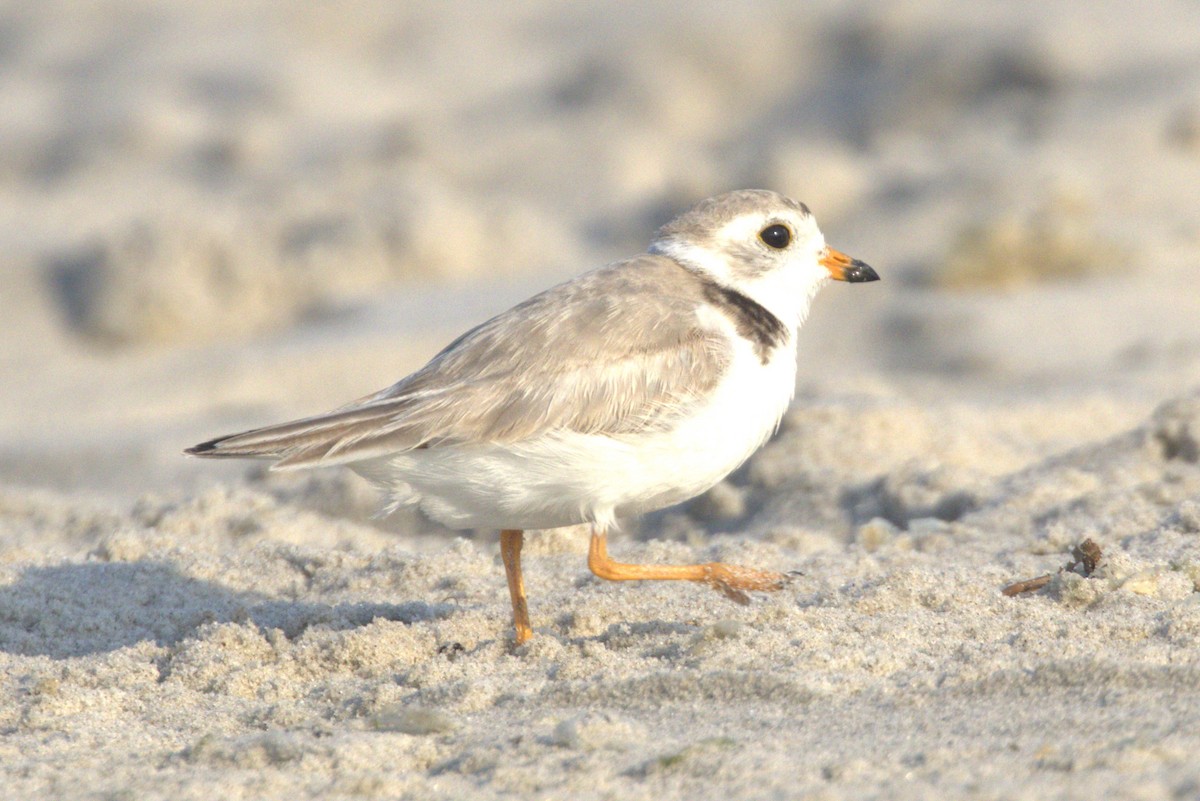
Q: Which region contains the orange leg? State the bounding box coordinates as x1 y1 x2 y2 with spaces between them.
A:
500 529 533 644
587 527 787 605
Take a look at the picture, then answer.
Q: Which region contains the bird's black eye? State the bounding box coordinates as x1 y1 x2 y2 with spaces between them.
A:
759 224 791 249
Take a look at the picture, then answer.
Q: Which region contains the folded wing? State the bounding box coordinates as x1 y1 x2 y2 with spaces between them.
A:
186 256 730 470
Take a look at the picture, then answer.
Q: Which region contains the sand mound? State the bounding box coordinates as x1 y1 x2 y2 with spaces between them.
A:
2 392 1198 798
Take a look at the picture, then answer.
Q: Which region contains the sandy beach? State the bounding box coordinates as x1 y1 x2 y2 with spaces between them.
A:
2 1 1200 798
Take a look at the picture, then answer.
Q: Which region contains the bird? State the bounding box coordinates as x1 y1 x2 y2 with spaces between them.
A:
186 189 879 644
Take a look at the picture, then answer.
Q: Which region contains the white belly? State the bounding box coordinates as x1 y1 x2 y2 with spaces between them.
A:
358 341 798 531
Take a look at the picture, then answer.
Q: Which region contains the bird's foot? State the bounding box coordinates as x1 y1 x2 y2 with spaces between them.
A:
702 563 792 606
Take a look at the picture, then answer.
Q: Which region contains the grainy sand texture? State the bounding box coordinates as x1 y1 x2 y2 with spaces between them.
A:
2 2 1200 799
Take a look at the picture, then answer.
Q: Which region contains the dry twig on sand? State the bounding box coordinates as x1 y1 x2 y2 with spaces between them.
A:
1001 538 1102 597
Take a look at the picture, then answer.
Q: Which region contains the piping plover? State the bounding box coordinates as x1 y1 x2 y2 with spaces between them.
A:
187 189 878 644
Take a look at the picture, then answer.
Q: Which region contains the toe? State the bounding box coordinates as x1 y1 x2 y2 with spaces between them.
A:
712 580 752 605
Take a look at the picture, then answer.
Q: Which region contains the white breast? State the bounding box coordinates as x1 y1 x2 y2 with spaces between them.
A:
597 330 798 521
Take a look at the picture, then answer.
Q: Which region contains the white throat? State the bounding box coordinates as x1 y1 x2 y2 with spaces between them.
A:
650 237 830 330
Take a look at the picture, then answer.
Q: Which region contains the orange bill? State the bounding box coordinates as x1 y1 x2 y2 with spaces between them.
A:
820 247 879 283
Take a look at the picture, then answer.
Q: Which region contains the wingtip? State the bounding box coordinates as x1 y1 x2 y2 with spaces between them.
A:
184 439 221 457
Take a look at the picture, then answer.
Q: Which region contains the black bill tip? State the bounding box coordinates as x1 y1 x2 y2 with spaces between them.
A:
845 260 880 283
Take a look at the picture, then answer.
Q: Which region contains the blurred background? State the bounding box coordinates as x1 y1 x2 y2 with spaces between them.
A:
1 0 1198 514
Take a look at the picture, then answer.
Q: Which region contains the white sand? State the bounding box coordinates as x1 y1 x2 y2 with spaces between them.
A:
2 1 1200 798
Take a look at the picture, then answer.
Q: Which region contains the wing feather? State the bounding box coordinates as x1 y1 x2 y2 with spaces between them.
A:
186 255 730 469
